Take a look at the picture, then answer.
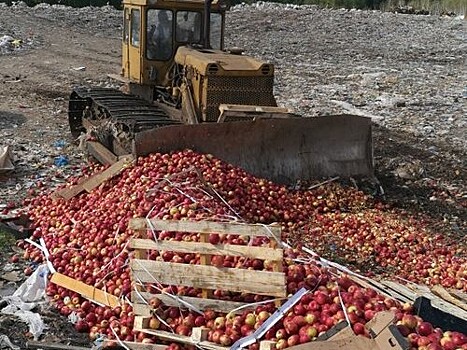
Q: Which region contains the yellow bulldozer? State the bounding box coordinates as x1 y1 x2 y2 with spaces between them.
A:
68 0 373 184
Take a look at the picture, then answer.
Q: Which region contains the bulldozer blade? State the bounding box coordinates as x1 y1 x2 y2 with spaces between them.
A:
134 114 373 184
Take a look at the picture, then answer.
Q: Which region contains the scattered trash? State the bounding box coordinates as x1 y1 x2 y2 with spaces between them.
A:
0 272 21 283
0 265 49 341
0 35 13 46
393 160 425 180
53 140 66 149
72 66 86 71
0 35 23 54
0 334 20 350
0 146 14 174
53 155 69 167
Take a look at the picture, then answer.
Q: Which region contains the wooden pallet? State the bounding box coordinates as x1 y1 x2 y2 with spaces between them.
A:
128 219 286 346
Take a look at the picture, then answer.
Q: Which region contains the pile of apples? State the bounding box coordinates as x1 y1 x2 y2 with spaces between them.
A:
297 210 466 290
18 150 466 349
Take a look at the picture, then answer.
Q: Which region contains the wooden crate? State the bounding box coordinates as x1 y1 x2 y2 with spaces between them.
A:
128 219 286 346
347 274 467 333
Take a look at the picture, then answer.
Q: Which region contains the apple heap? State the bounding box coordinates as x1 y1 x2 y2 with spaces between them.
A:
397 314 467 350
18 150 466 348
297 211 466 290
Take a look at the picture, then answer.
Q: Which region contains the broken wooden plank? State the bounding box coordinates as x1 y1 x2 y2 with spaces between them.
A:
82 155 134 192
410 287 467 321
380 281 467 324
129 219 281 241
51 173 90 200
129 238 283 261
130 259 286 297
50 272 120 308
50 185 83 201
379 281 417 302
131 291 255 315
431 285 467 312
86 140 119 165
51 155 132 200
448 289 467 303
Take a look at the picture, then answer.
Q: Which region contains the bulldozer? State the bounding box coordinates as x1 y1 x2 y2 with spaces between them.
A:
68 0 373 184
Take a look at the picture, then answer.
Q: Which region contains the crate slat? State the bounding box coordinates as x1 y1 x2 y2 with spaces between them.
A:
430 285 467 312
50 272 120 308
380 281 417 302
448 289 467 303
129 238 283 261
129 219 281 241
131 291 255 315
82 155 134 192
131 259 287 297
410 286 467 320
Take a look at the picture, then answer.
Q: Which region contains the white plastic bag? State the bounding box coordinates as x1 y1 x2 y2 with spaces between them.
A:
1 265 49 340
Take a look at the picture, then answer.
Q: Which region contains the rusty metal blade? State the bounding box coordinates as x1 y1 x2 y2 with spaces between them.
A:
134 114 373 184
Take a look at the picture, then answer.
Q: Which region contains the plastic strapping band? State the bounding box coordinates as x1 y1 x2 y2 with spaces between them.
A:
25 238 56 274
231 288 309 350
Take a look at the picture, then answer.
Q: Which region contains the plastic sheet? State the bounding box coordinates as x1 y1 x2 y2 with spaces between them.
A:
0 334 20 350
1 265 49 340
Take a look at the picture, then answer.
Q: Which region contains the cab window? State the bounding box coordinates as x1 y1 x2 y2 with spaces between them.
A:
210 13 222 50
123 8 129 42
147 9 173 61
131 9 140 47
176 11 201 44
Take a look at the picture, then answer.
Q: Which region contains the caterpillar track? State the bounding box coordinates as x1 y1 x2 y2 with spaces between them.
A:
68 87 180 154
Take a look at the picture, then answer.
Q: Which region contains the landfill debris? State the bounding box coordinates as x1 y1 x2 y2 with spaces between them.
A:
1 265 49 340
0 334 20 350
53 140 66 149
1 264 15 273
0 272 21 283
0 146 14 174
53 155 69 167
0 35 23 54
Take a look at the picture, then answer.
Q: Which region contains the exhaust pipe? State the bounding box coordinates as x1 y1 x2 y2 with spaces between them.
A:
203 0 213 48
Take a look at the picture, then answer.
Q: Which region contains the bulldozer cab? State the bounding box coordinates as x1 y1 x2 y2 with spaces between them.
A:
71 0 375 184
122 0 226 87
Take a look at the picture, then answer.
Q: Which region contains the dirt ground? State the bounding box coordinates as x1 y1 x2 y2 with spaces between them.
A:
0 2 465 348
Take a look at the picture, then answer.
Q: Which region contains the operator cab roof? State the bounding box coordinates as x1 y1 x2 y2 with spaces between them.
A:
123 0 225 8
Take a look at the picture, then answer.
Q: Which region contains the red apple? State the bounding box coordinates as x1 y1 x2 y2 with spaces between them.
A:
416 322 434 336
287 334 300 347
